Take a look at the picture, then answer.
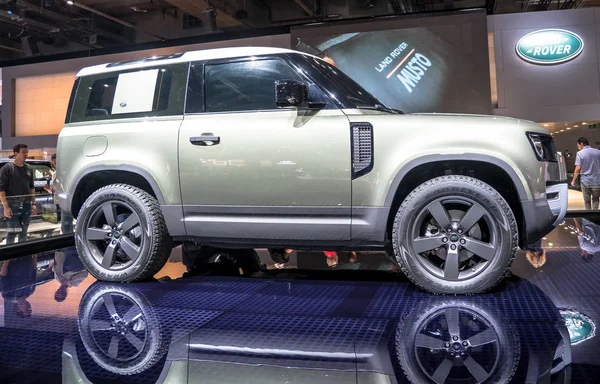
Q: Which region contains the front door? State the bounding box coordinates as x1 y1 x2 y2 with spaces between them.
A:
178 57 352 243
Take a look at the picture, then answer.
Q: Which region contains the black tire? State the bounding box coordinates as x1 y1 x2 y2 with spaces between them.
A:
392 175 518 294
78 283 167 375
75 184 172 282
395 298 520 384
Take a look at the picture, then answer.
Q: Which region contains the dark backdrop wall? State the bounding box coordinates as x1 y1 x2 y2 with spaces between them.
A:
291 11 492 115
490 8 600 123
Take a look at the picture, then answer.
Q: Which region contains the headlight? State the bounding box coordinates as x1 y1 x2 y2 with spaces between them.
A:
527 132 557 162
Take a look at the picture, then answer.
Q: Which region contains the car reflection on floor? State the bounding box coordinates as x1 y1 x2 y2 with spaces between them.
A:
62 275 570 384
2 218 600 383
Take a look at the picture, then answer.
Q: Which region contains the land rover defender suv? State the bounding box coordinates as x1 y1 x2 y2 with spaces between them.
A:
55 47 568 294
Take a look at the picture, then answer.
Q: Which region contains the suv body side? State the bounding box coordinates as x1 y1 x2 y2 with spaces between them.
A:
56 49 566 251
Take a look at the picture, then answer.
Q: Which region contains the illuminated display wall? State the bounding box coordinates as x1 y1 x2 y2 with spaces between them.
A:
489 8 600 123
291 11 492 115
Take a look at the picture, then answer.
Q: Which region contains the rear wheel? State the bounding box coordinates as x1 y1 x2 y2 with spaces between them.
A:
392 176 518 294
75 184 172 282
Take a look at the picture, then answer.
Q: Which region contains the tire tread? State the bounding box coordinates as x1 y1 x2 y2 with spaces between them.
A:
391 175 518 294
76 183 172 282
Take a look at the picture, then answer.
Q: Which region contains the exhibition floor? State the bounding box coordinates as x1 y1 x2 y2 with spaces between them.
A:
1 218 599 383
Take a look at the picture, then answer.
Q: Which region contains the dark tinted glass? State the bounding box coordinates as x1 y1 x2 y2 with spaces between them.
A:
186 63 204 114
297 54 384 109
204 59 302 113
86 77 117 117
69 63 188 123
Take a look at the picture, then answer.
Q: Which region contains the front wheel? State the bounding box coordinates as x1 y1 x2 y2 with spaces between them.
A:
392 176 518 294
75 184 173 282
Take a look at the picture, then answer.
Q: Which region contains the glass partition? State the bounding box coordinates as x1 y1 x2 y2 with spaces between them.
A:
544 121 600 212
1 193 74 246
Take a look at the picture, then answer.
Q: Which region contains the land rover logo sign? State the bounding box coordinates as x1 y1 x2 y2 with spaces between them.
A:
516 29 584 65
560 309 596 345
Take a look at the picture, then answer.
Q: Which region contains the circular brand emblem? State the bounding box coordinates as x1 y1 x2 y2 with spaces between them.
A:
516 29 584 65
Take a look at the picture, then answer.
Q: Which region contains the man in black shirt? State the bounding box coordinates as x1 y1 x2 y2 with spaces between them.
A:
0 144 37 244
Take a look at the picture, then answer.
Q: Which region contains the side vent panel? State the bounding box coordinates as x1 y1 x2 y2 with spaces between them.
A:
351 122 374 179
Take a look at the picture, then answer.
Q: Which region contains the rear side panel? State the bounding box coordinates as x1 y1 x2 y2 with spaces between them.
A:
56 63 189 219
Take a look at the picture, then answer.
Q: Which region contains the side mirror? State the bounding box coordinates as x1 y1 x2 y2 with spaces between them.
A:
275 80 307 108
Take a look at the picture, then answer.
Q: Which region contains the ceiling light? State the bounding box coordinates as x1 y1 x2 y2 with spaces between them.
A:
583 121 587 125
574 125 579 127
66 1 74 5
560 129 565 132
543 124 549 127
567 127 571 130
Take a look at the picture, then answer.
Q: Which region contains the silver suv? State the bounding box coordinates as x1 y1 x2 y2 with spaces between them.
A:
55 47 568 294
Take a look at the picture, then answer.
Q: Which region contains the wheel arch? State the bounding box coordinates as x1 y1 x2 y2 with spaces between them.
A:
384 154 528 247
70 165 166 218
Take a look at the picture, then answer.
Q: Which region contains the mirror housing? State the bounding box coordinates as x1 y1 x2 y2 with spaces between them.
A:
275 80 308 108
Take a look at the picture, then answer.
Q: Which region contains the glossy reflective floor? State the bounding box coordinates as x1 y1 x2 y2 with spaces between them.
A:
1 219 600 383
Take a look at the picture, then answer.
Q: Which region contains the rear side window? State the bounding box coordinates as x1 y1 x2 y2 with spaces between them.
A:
203 59 303 113
68 63 188 123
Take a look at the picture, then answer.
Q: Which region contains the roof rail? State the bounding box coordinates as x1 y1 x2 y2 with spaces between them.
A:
106 52 185 68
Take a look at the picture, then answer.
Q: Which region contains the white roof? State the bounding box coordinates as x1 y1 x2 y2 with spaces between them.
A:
76 47 313 77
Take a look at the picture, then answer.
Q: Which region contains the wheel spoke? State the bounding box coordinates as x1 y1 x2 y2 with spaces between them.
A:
120 213 140 233
413 235 445 254
123 305 142 325
102 242 118 268
445 308 460 337
86 227 111 241
102 202 117 227
108 335 119 358
468 328 497 347
464 356 489 382
90 320 112 332
124 332 145 352
102 293 118 318
415 333 446 350
463 238 495 261
120 238 141 262
431 358 453 383
444 247 460 281
459 204 485 232
427 200 452 229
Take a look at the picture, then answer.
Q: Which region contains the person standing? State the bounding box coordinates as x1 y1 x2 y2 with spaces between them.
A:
0 144 38 244
572 137 600 210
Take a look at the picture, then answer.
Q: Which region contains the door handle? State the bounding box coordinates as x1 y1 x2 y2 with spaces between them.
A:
190 135 220 146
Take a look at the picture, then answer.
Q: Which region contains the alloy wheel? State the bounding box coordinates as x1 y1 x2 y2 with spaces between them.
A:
414 306 499 383
89 292 147 362
410 197 497 282
83 200 145 271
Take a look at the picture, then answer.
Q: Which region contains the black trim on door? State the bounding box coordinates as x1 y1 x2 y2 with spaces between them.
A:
350 122 374 180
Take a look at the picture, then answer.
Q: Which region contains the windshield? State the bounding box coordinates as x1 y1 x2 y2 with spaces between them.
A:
294 54 400 113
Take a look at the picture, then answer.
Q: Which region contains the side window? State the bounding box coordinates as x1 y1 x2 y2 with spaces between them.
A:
87 76 117 116
204 59 303 113
69 63 187 123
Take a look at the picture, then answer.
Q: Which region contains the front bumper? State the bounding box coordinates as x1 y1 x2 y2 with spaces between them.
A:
547 183 568 226
522 182 568 245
